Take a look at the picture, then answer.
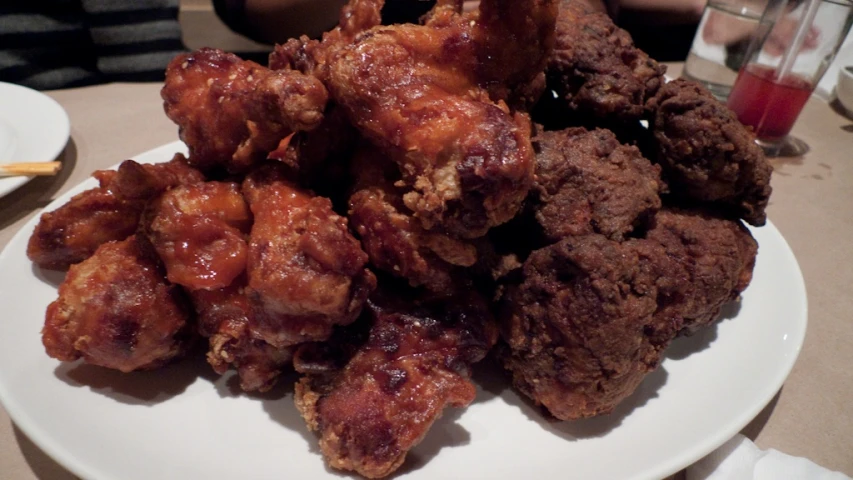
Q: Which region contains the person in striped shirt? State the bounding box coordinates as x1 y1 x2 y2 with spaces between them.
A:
0 0 186 90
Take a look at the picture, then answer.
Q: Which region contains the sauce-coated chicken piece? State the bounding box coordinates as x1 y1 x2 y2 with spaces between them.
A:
27 154 204 270
191 276 293 392
323 0 557 238
243 163 376 348
294 286 498 478
144 181 252 291
42 235 194 372
348 145 478 296
162 48 329 174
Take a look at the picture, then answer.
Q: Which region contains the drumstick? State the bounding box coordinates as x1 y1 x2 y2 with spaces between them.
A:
0 162 62 177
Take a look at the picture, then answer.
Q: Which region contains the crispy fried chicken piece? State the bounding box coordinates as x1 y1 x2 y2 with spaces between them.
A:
42 235 194 372
295 286 498 478
162 48 329 174
646 79 772 226
644 207 757 335
531 127 663 242
324 0 557 238
191 276 293 392
144 181 252 291
499 234 675 420
543 0 666 123
27 154 204 270
242 163 376 348
348 145 478 295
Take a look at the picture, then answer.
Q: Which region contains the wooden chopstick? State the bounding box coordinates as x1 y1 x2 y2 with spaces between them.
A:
0 162 62 177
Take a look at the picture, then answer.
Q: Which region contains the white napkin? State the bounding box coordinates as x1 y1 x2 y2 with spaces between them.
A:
685 434 851 480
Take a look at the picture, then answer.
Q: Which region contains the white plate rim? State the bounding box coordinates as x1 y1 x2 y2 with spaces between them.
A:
0 81 71 198
0 141 808 480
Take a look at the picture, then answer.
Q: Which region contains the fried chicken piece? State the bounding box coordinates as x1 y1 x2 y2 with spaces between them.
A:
295 286 498 478
42 235 194 372
644 207 757 335
144 181 252 291
646 78 772 226
162 48 329 174
542 0 666 123
27 154 204 270
499 234 673 420
243 163 376 348
324 0 557 238
348 145 478 295
191 276 293 392
531 127 663 242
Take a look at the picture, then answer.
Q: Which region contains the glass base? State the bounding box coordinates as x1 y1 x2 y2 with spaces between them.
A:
755 136 809 158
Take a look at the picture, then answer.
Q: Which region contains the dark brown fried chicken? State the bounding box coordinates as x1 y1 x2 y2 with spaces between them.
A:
243 163 376 348
543 0 666 123
531 127 663 242
191 276 293 392
295 286 498 478
144 181 252 291
499 234 668 420
324 0 557 238
27 154 204 270
42 235 194 372
646 79 772 226
162 48 329 174
348 145 478 296
644 207 758 335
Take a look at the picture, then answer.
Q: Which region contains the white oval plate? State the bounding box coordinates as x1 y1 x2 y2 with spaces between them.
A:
0 81 71 198
0 142 807 480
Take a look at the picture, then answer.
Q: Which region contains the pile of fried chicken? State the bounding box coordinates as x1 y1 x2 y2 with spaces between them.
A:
27 0 772 478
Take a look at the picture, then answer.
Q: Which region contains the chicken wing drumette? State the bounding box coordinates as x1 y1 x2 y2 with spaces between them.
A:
243 163 376 348
27 154 204 270
645 79 772 226
294 285 498 478
540 0 666 124
42 235 194 372
162 48 329 174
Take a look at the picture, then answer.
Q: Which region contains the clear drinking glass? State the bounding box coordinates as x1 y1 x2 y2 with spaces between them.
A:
727 0 853 156
683 0 776 99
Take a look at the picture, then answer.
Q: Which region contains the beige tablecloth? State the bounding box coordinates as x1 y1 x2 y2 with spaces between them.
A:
1 67 852 478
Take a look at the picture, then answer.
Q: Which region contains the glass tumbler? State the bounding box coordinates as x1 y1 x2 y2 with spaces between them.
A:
726 0 853 155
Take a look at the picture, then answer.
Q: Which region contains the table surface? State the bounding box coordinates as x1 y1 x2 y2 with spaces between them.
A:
1 63 852 479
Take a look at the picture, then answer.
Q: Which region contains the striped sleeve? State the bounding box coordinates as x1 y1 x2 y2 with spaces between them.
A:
80 0 187 82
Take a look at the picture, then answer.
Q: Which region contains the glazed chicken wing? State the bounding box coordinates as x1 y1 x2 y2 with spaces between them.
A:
531 127 663 242
27 154 204 270
242 163 376 348
162 48 329 174
191 276 293 392
646 79 772 226
324 0 557 238
42 235 194 372
294 286 498 478
144 181 252 291
348 145 478 296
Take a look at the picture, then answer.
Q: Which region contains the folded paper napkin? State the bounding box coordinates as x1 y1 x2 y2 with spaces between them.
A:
686 434 851 480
